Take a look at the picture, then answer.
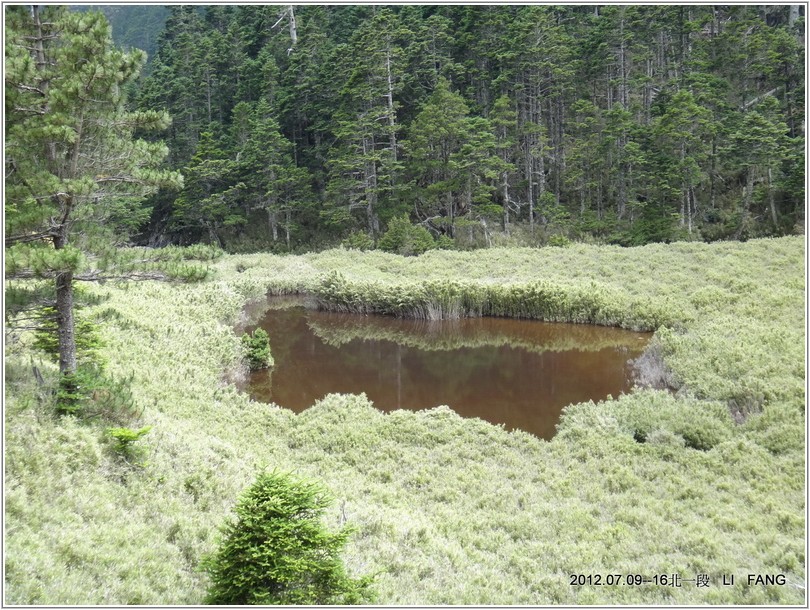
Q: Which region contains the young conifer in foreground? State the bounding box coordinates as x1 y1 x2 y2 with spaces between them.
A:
202 471 373 605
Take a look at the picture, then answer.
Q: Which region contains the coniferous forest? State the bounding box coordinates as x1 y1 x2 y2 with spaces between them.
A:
110 4 803 251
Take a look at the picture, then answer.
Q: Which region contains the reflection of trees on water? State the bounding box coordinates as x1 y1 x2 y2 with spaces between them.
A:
246 306 650 439
307 310 650 354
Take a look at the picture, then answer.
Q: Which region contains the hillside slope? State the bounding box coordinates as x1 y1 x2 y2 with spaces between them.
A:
4 238 805 604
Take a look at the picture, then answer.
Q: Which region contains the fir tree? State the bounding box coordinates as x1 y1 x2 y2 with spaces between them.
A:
404 79 504 236
171 131 240 247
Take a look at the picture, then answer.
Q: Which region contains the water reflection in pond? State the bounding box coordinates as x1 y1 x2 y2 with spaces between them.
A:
245 302 650 440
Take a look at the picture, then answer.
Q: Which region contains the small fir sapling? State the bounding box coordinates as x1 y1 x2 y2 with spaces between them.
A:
202 471 374 605
241 328 273 370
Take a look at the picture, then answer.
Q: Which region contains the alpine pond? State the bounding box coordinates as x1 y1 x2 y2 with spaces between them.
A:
245 301 651 439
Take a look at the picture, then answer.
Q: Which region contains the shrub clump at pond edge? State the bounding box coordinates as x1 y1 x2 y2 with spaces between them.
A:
313 270 675 331
241 327 273 370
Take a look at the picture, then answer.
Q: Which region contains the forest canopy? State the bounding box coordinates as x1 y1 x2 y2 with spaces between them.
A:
75 5 807 251
117 4 804 251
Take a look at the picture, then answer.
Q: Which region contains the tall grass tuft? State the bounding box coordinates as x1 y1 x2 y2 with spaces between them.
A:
313 270 673 330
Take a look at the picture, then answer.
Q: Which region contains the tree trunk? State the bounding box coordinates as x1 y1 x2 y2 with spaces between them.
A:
464 173 473 217
686 186 697 235
268 208 278 242
679 142 686 226
736 165 755 238
789 4 803 46
526 144 534 233
710 135 717 210
768 166 778 228
52 217 77 376
205 67 212 123
617 159 627 220
31 6 46 65
32 6 57 165
385 48 397 162
208 224 224 248
534 84 546 214
502 171 510 232
287 6 297 47
55 270 77 375
619 9 628 109
579 175 586 215
789 4 800 27
480 219 492 247
597 179 604 219
363 136 380 237
644 58 653 123
556 95 565 203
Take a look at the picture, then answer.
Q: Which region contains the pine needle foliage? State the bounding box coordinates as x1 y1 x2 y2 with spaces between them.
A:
107 425 152 462
5 6 184 376
378 216 437 256
241 328 273 370
202 471 374 605
32 308 103 366
54 363 139 423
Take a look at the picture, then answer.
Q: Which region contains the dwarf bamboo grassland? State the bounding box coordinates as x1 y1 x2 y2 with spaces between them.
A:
4 237 805 604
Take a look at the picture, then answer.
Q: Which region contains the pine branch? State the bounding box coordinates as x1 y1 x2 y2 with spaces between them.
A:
73 271 171 282
7 314 58 323
740 87 782 111
93 176 147 185
271 12 287 29
5 231 54 246
12 106 47 115
13 83 47 95
5 269 172 282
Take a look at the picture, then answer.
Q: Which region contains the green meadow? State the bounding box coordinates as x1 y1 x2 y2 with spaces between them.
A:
4 237 805 604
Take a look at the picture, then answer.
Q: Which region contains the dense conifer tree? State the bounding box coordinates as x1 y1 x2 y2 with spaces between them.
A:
5 6 181 375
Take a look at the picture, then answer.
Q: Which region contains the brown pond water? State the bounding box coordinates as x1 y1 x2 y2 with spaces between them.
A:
244 302 650 440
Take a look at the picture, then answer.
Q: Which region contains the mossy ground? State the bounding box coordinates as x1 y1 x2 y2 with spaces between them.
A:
4 237 805 604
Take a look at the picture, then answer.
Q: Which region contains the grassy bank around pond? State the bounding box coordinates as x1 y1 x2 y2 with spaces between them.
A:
4 237 805 604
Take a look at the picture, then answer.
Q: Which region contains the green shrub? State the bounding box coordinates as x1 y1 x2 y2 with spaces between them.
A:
241 328 273 370
434 234 455 250
56 368 94 416
107 425 152 462
546 234 572 248
33 308 104 366
378 216 436 256
55 364 140 423
146 244 225 261
202 471 373 605
341 231 375 251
